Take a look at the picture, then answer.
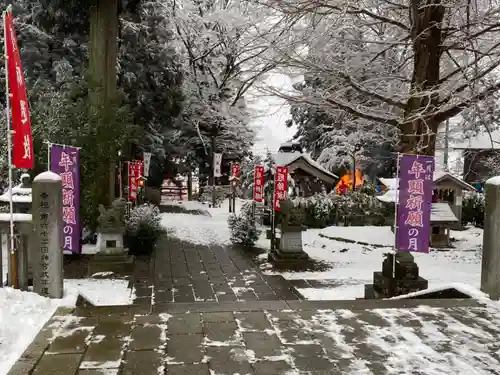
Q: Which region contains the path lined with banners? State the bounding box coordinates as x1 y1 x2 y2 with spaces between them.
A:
8 206 500 375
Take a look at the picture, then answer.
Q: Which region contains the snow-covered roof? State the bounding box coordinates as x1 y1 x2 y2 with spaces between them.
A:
272 152 338 179
279 142 300 148
0 186 32 203
377 189 397 203
452 130 500 150
375 193 458 222
378 177 398 190
431 202 459 222
379 171 475 192
0 213 32 222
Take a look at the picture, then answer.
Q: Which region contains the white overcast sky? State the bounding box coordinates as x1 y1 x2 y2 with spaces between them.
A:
247 73 297 156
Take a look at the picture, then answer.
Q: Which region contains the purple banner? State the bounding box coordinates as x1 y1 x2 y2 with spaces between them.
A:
395 154 435 253
50 145 81 254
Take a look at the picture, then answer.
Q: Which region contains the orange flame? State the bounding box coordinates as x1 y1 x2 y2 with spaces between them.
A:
335 169 364 193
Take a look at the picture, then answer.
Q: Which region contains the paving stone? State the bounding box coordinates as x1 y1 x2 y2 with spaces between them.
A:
32 353 82 375
256 293 279 301
134 296 152 306
155 290 174 303
216 293 238 302
235 311 273 331
166 363 210 375
243 332 283 358
47 327 92 354
135 286 153 297
202 311 235 322
122 350 163 375
173 285 195 302
206 346 254 374
209 277 228 285
167 334 205 363
236 290 259 301
168 313 202 334
81 337 124 368
7 360 36 375
134 314 165 325
78 370 119 375
275 320 314 344
267 310 300 321
289 344 333 372
252 360 292 375
129 324 163 350
251 283 275 294
173 277 191 286
297 310 319 321
93 318 131 338
193 287 216 301
204 321 238 342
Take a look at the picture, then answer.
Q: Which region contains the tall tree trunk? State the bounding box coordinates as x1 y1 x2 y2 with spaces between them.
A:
89 0 119 205
400 0 445 156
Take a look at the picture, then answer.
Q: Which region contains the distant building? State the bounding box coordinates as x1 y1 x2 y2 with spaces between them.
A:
451 130 500 184
270 142 338 196
377 171 476 246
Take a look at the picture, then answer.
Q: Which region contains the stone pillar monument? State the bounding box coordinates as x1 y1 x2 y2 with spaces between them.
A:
32 171 64 299
481 176 500 300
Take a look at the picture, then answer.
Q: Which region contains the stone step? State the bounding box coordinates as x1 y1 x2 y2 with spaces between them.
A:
289 279 345 289
87 255 135 276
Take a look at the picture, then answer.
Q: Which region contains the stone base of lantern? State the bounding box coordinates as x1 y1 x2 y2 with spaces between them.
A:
96 233 126 255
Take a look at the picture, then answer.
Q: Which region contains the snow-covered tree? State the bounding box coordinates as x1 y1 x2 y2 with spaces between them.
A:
265 0 500 156
287 72 399 177
165 0 288 175
228 201 261 246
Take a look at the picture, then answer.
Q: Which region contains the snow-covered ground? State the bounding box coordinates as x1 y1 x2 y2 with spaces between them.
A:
160 199 241 245
257 225 483 300
159 199 484 301
0 288 71 375
0 237 136 375
0 277 135 375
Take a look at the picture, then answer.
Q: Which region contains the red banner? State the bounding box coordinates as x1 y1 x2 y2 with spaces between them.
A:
273 166 288 211
253 166 264 202
128 162 138 201
134 160 144 178
4 11 34 169
231 163 240 178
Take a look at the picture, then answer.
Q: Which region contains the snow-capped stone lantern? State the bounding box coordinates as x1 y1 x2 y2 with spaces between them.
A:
96 198 127 255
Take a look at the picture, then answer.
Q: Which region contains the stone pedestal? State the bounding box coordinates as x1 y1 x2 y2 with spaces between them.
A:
268 226 309 264
365 253 428 299
32 172 64 299
96 232 125 255
481 177 500 299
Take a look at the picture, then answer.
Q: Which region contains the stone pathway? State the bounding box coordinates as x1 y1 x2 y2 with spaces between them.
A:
10 298 500 375
9 207 500 374
132 237 302 306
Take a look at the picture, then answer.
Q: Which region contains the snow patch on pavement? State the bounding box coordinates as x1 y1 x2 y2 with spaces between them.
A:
0 288 67 375
64 279 135 306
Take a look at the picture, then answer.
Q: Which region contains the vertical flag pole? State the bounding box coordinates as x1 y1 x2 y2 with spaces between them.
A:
47 141 51 171
4 6 17 288
393 153 401 280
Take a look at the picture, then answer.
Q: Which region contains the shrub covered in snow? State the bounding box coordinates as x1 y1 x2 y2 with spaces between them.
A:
461 192 485 228
291 191 392 228
228 202 261 247
125 203 165 255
